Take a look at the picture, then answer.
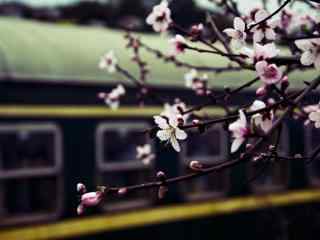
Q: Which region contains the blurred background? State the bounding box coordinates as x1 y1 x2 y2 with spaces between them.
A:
0 1 320 240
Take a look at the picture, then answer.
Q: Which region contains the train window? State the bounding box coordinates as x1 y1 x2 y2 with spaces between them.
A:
96 122 154 211
305 125 320 185
248 124 289 193
181 125 229 200
0 124 63 226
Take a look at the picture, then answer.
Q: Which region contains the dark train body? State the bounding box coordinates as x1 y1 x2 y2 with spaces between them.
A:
0 17 320 240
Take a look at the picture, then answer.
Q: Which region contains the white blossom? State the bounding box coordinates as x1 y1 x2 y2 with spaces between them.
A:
99 84 126 110
80 191 103 207
295 38 320 70
223 17 247 49
136 144 155 165
154 109 187 152
255 60 283 85
250 9 277 43
99 50 118 73
250 100 273 133
229 110 249 153
146 0 172 32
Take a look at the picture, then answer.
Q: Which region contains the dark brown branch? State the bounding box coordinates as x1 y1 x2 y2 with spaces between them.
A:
248 0 292 31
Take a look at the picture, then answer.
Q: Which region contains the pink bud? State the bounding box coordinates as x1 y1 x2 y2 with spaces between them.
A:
192 119 200 125
77 204 85 215
98 92 107 99
118 187 128 196
81 191 102 207
189 161 203 171
77 183 86 193
268 98 275 105
256 86 267 96
158 185 168 199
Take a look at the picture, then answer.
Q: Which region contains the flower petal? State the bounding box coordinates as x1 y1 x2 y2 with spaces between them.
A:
231 137 245 153
170 136 181 152
175 128 187 140
234 17 246 32
301 51 316 66
157 129 171 141
154 116 169 129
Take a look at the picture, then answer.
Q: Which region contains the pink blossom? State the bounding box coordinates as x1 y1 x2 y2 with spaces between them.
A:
146 1 172 32
169 34 187 55
229 110 249 153
255 61 282 85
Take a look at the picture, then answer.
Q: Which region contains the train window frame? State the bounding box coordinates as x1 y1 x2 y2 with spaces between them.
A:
249 123 290 193
180 124 230 201
96 122 154 211
304 124 320 186
0 123 63 226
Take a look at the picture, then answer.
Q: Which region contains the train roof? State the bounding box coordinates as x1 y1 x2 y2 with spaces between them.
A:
0 17 316 90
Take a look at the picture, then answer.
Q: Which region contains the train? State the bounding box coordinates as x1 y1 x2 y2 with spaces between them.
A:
0 16 320 240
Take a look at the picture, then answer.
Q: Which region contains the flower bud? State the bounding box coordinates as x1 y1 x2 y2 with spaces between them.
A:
77 183 86 194
77 204 85 215
189 160 203 171
192 119 200 125
98 92 107 99
118 187 128 196
156 171 166 182
256 86 267 96
158 185 168 199
281 75 289 91
81 191 102 207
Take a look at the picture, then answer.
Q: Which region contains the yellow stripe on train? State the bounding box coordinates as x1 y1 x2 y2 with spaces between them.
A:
1 189 320 240
0 105 227 118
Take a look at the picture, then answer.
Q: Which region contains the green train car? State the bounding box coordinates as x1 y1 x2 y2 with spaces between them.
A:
0 17 320 240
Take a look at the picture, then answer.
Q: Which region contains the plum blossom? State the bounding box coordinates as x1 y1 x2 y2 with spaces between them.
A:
98 84 126 110
154 106 187 152
136 144 155 165
250 9 277 43
184 69 208 95
99 50 118 73
146 0 172 32
223 17 247 49
229 110 250 153
169 34 187 55
241 43 280 63
255 61 283 85
308 107 320 128
250 100 273 133
295 38 320 70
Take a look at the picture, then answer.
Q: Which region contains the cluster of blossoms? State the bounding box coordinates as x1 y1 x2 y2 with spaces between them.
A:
98 84 126 110
229 100 274 153
136 144 155 165
184 69 209 95
74 0 320 217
